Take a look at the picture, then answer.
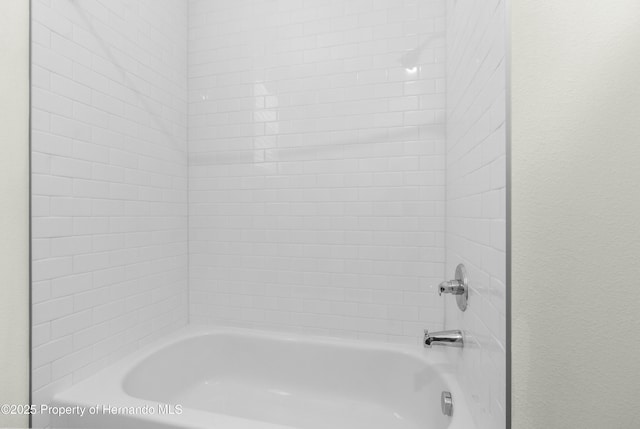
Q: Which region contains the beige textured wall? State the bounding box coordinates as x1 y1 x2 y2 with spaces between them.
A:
0 0 30 427
511 1 640 428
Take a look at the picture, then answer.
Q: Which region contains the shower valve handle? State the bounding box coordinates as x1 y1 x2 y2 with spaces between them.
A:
436 264 469 311
438 280 465 296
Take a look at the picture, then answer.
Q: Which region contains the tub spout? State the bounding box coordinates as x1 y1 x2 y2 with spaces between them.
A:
423 330 464 348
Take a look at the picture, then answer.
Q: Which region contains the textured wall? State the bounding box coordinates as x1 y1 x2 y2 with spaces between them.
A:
188 0 447 342
512 1 640 428
0 1 30 427
30 1 188 427
445 1 507 428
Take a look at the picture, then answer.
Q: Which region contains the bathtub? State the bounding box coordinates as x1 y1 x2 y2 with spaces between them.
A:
51 326 474 429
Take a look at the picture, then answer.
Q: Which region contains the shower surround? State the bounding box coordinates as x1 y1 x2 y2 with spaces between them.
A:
31 1 505 429
188 0 447 340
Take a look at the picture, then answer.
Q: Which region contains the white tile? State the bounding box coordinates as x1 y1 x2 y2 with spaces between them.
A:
32 336 73 369
32 0 189 420
51 310 92 339
188 0 446 341
445 1 506 428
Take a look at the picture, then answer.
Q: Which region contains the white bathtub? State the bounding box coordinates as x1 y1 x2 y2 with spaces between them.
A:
51 326 474 429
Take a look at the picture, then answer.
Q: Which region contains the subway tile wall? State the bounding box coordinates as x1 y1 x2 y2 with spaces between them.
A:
188 0 447 342
445 1 507 428
30 1 507 426
31 1 188 427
